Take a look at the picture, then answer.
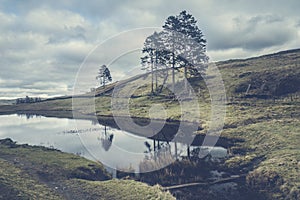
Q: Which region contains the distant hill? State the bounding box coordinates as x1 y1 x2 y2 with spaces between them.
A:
216 48 300 98
96 48 300 99
0 99 15 105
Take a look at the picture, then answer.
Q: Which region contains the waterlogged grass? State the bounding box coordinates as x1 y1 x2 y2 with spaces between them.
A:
0 140 175 199
223 118 300 199
0 159 62 200
0 143 110 181
223 100 300 128
65 179 175 200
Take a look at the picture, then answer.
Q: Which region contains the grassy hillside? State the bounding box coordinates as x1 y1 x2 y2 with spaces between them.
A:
218 49 300 98
217 49 300 199
2 49 299 118
0 139 175 200
0 48 299 199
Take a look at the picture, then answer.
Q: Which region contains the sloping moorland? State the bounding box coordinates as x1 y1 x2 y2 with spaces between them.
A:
0 49 300 199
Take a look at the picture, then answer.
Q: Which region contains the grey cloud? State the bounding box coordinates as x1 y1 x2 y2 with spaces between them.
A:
21 81 68 91
0 79 22 88
1 0 128 23
47 25 87 44
243 14 284 31
0 0 300 98
207 14 297 51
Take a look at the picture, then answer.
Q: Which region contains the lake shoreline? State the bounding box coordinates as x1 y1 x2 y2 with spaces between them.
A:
0 138 176 199
1 97 299 199
0 105 241 148
1 137 262 200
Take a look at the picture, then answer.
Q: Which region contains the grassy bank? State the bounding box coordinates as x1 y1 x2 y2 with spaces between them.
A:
222 101 300 199
0 139 175 200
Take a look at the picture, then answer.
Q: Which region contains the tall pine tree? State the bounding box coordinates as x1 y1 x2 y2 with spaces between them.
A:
141 31 169 94
163 10 208 91
96 65 112 88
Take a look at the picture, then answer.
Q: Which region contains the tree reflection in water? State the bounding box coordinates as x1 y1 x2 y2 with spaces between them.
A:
98 125 114 151
140 140 174 173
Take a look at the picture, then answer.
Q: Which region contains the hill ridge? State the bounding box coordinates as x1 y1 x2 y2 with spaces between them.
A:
216 48 300 64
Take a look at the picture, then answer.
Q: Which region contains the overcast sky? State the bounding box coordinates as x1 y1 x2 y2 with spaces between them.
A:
0 0 299 99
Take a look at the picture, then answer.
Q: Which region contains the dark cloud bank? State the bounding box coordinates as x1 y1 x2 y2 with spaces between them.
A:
0 0 299 98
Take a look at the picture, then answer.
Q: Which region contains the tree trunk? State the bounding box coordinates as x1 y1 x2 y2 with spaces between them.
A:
184 66 188 93
187 146 190 159
172 52 175 93
174 142 178 160
149 50 154 95
155 53 158 92
155 71 158 92
151 61 154 95
103 78 106 88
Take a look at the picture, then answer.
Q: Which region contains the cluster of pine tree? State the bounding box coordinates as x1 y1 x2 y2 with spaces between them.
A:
141 10 208 95
16 96 42 104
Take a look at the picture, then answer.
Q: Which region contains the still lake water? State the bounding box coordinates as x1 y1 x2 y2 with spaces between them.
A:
0 114 227 173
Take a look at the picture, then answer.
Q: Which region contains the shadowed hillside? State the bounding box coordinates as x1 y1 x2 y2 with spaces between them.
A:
0 49 299 199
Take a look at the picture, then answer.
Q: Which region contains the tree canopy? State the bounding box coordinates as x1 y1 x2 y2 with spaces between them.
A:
96 65 112 88
141 10 208 94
